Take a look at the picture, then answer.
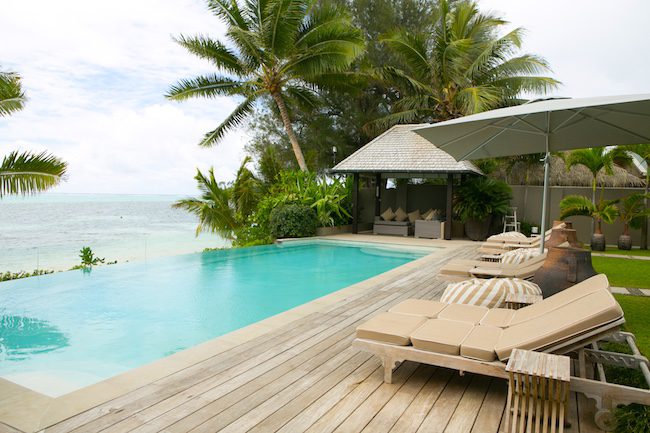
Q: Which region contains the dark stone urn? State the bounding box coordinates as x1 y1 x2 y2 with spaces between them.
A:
534 228 597 297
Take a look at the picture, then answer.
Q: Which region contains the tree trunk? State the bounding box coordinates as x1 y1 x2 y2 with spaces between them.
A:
643 173 649 249
271 91 308 172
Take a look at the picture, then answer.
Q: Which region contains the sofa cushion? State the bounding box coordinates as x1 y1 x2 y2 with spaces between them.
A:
461 325 502 361
410 319 474 355
394 207 408 222
407 209 421 223
356 312 427 346
421 208 433 220
381 207 395 221
389 299 447 318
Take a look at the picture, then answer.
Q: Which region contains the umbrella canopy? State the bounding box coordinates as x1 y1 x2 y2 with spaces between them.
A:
413 94 650 250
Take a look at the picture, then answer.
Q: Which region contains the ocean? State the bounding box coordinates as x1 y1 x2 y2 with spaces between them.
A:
0 193 228 273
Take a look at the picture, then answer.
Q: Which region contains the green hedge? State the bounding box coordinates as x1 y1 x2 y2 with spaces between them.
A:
269 204 318 239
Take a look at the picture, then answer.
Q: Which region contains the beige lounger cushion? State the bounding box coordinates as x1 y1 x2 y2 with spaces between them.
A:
410 319 474 355
389 299 447 318
509 273 609 326
495 289 624 360
438 303 488 324
441 278 541 308
461 325 502 361
487 232 528 242
480 308 515 328
356 312 427 346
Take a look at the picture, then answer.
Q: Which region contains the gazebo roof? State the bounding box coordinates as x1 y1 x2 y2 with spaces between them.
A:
331 124 483 176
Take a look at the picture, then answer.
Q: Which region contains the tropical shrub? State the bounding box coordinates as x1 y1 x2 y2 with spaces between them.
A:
79 247 104 267
559 195 619 235
453 178 512 222
269 204 318 239
257 171 352 228
0 269 54 282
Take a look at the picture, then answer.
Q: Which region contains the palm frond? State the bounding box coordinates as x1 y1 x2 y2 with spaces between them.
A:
199 95 257 147
262 0 307 56
0 70 26 117
207 0 250 30
559 194 594 219
166 75 248 100
380 31 431 82
1 151 68 197
173 35 245 75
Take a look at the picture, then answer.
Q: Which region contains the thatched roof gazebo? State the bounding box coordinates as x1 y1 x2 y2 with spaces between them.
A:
331 124 483 239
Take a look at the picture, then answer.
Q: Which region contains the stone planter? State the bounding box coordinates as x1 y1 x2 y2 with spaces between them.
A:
591 233 606 251
316 224 353 236
618 234 632 250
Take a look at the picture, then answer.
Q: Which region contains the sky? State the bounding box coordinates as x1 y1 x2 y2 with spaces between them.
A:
1 0 650 194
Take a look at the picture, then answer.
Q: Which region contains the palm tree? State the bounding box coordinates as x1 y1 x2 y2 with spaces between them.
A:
505 153 545 220
1 69 67 197
167 0 365 172
173 158 261 240
616 193 650 250
559 195 619 251
368 0 558 130
565 147 632 205
620 144 650 249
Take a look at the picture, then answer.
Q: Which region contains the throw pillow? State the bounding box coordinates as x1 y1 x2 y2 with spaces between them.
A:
394 207 408 222
441 278 541 308
380 207 395 221
407 209 421 223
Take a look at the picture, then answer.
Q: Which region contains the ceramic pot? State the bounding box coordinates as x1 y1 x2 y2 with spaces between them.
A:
617 234 632 250
591 233 606 251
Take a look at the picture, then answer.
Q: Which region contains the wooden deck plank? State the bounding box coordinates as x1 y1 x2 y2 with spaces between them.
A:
469 378 507 433
359 365 437 433
388 368 454 433
415 373 472 433
443 375 492 433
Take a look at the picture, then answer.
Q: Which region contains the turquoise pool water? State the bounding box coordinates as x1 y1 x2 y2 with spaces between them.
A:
0 240 431 396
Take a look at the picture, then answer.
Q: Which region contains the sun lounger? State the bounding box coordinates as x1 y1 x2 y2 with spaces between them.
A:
479 222 565 254
353 274 650 429
438 250 547 281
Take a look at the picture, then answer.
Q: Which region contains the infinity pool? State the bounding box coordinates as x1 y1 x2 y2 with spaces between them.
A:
0 240 432 396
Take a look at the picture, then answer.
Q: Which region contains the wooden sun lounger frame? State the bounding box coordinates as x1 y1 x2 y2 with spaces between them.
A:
353 317 650 431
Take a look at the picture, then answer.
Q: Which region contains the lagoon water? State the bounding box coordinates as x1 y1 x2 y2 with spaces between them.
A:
0 193 227 272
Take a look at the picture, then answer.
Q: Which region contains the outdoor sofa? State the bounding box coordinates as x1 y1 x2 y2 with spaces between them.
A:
479 222 565 254
353 274 650 428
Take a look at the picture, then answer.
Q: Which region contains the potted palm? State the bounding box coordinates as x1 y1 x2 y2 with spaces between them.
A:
559 195 618 251
617 193 650 250
453 178 512 241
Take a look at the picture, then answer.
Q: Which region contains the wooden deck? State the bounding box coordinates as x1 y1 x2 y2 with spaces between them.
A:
33 243 604 433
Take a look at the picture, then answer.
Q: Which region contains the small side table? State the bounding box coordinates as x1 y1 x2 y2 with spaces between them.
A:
504 349 571 433
505 293 543 310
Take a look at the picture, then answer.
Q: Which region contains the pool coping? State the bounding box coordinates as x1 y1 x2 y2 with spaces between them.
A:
0 235 469 432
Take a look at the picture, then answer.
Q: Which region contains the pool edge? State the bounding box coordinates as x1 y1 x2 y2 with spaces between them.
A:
0 235 466 432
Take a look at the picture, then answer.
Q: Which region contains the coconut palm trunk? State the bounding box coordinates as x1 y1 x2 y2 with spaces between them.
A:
271 91 308 172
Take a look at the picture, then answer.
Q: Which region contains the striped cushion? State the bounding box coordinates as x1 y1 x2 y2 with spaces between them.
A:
500 247 543 265
441 278 542 308
487 232 528 242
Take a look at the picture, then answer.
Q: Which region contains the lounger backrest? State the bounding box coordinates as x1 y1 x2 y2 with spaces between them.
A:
494 288 623 361
509 274 609 326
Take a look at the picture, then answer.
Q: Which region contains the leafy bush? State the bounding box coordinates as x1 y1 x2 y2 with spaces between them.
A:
257 171 352 228
0 269 54 282
453 177 512 222
615 404 650 432
269 204 318 239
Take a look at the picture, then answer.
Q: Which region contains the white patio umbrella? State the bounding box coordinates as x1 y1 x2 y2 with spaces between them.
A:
414 94 650 251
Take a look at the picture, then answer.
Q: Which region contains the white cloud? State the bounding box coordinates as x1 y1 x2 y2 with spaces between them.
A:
0 0 247 194
2 1 650 193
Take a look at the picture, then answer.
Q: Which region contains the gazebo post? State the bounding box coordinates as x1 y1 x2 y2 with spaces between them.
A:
374 173 381 217
445 173 453 240
352 173 359 234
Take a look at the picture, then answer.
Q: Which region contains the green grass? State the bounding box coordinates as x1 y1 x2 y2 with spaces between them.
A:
600 247 650 257
592 256 650 289
614 294 650 357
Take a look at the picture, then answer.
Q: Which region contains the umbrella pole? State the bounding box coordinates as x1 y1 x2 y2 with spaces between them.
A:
539 138 551 253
